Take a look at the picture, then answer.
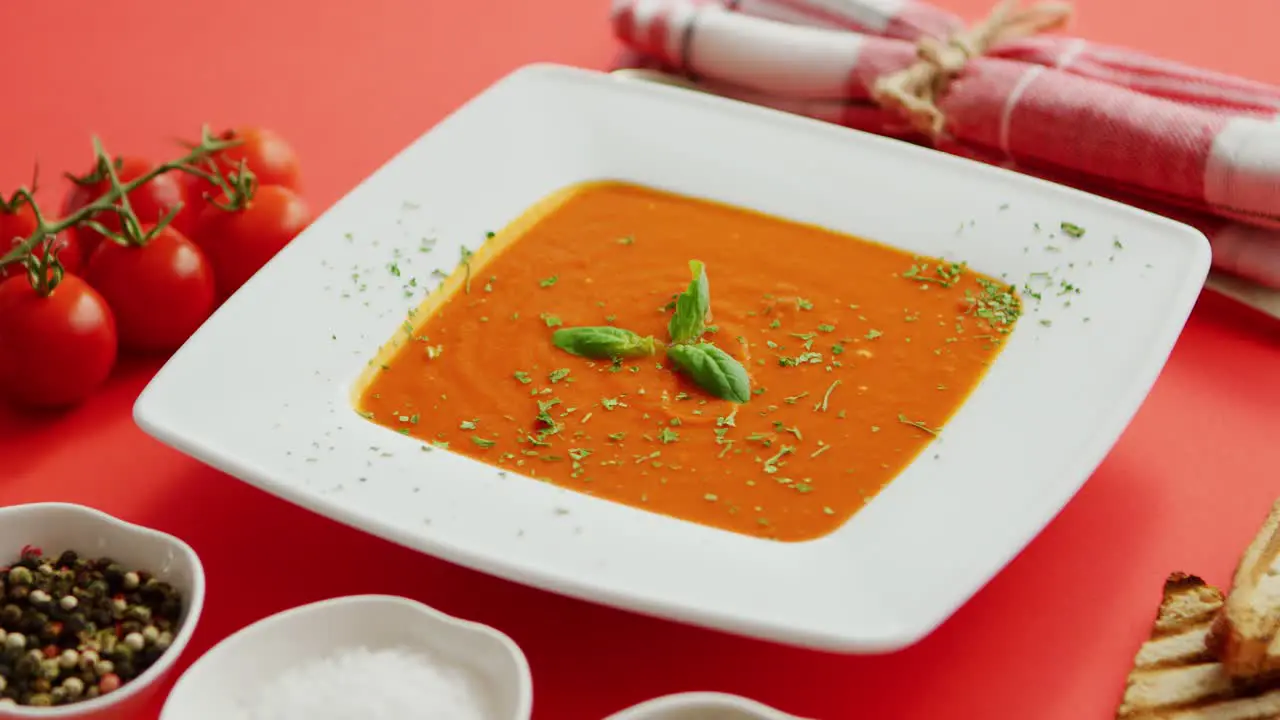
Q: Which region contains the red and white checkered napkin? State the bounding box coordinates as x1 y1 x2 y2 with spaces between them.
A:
611 0 1280 288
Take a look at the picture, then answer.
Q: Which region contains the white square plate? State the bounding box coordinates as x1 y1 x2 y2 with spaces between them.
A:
135 64 1210 652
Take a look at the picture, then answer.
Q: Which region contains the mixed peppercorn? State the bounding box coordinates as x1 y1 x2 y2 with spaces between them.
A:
0 545 183 707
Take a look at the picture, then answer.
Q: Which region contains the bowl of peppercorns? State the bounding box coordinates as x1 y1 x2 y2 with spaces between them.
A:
0 503 205 718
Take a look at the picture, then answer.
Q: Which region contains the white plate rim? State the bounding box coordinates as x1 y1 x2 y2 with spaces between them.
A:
134 63 1212 653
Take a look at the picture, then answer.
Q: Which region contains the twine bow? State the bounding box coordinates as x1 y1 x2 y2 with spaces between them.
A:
872 0 1074 140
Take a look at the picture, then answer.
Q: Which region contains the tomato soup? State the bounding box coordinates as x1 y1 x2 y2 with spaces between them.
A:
356 181 1019 541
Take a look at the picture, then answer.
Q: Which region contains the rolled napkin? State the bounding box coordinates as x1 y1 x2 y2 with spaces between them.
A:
611 0 1280 287
726 0 1280 117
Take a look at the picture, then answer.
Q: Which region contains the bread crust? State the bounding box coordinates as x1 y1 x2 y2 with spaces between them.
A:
1118 573 1280 719
1218 500 1280 681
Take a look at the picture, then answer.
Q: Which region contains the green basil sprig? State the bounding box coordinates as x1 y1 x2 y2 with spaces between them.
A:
666 342 750 404
552 326 659 360
668 260 710 344
662 259 751 403
546 259 752 404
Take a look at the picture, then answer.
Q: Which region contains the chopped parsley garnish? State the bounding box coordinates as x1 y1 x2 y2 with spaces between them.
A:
548 368 571 383
814 380 841 412
1060 222 1086 238
903 260 965 288
864 329 882 340
634 450 661 464
965 278 1022 331
471 437 496 449
658 428 680 444
459 247 474 293
897 414 939 436
535 398 563 435
778 424 802 440
791 332 817 347
513 371 532 384
762 445 795 474
459 419 478 430
778 351 823 367
540 313 563 328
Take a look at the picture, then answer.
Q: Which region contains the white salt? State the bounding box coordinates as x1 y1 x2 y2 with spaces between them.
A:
233 646 492 720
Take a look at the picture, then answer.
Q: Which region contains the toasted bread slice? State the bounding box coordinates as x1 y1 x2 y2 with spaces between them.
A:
1218 499 1280 680
1118 573 1280 719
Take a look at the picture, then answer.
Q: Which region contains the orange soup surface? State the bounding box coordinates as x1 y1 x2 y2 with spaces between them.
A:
357 181 1019 541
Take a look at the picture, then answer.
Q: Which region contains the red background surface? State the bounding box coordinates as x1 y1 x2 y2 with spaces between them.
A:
2 1 1279 718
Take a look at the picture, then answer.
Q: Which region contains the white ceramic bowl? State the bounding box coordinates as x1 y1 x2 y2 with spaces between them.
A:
0 503 206 719
605 693 809 720
160 594 532 720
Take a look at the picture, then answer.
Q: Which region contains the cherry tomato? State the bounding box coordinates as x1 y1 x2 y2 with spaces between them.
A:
0 203 82 282
193 185 311 301
63 157 191 257
213 127 300 190
185 128 301 210
86 226 215 354
0 273 117 410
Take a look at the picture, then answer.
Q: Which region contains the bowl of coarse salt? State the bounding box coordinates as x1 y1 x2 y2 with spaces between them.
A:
160 594 531 720
604 692 810 720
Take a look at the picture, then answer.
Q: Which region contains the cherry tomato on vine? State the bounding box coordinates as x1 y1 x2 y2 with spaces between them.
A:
185 127 301 206
193 185 311 301
0 200 82 282
63 156 191 257
0 273 117 410
86 226 215 354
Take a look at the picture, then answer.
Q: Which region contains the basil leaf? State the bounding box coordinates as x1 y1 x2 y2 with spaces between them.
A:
552 326 658 359
667 292 704 345
688 259 710 323
667 259 710 344
666 342 751 404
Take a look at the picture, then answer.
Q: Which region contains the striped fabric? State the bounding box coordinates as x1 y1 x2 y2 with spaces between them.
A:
611 0 1280 287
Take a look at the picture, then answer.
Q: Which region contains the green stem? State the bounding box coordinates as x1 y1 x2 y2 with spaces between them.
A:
1 167 39 214
24 237 64 298
205 159 257 212
92 138 144 246
0 126 240 268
